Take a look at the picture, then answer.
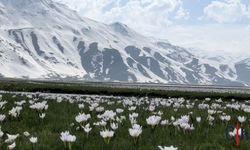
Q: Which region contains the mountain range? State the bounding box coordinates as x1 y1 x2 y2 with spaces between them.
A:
0 0 249 86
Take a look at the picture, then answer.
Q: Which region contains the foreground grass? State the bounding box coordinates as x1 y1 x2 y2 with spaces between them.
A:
0 92 250 150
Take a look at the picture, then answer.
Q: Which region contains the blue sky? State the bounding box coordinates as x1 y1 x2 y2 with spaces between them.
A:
55 0 250 56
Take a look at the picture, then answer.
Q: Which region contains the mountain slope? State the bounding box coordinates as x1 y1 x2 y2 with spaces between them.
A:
0 0 249 86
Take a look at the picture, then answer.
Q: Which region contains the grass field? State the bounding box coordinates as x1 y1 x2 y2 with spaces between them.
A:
1 79 250 100
0 91 250 150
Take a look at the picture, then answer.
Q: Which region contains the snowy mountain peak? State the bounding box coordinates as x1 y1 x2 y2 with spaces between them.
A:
110 22 130 36
0 0 51 7
0 0 249 86
0 0 51 17
238 58 250 65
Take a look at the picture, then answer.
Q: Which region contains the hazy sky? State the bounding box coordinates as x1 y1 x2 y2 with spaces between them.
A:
55 0 250 56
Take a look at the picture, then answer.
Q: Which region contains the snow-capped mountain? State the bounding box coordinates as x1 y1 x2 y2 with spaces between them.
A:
0 0 249 86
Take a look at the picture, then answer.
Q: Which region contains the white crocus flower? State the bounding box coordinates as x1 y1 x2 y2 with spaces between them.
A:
67 135 76 143
0 114 6 122
116 108 124 114
171 116 175 121
39 113 46 119
128 106 136 111
146 115 161 128
96 107 104 113
244 108 250 113
205 98 211 101
5 134 19 144
8 109 17 118
30 137 38 144
75 113 91 124
23 131 30 137
129 117 137 125
60 131 76 143
161 120 169 126
158 145 178 150
224 115 231 121
129 124 142 138
8 142 16 150
15 100 26 106
78 104 84 109
207 115 214 125
91 103 99 108
208 109 216 115
129 113 139 118
9 107 22 118
100 110 116 121
110 122 118 130
100 120 107 127
0 127 4 138
89 106 95 112
100 130 114 144
0 100 7 110
56 97 63 103
60 131 70 142
60 131 76 150
83 123 92 133
149 105 155 112
238 116 246 123
100 130 114 138
30 101 48 120
83 123 92 138
30 101 48 111
196 117 201 123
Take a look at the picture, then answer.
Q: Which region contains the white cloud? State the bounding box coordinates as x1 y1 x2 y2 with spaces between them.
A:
203 0 250 23
175 7 190 20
